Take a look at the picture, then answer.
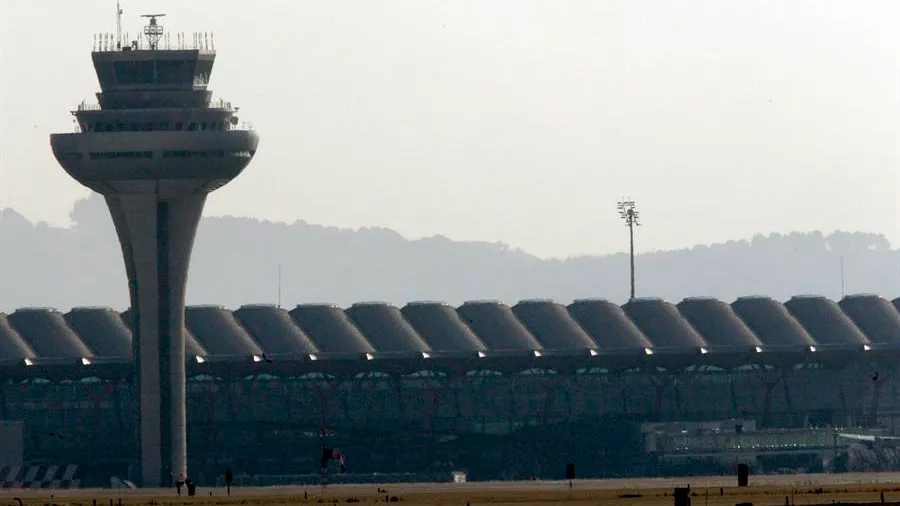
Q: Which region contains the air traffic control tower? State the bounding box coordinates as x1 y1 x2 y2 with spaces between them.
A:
50 14 259 486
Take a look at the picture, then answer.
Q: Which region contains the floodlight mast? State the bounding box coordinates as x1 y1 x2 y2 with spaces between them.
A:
617 200 640 300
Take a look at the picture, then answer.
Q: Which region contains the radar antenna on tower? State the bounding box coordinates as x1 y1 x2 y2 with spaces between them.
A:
141 13 166 50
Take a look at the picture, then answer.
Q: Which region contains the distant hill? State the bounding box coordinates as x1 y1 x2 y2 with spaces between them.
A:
0 194 896 312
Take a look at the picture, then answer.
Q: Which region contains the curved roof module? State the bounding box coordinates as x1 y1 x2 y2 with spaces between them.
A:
622 298 707 349
233 304 318 355
289 304 375 354
121 308 206 357
839 295 900 344
8 308 94 358
676 298 763 348
185 305 263 357
784 295 869 346
0 313 36 360
400 302 486 352
456 301 542 351
345 302 430 353
65 307 132 358
511 300 597 350
566 299 653 349
730 297 816 347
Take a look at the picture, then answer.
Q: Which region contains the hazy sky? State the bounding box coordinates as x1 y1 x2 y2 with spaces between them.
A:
1 0 899 259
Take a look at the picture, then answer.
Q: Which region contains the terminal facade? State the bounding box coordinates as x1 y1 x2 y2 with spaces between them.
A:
0 294 897 484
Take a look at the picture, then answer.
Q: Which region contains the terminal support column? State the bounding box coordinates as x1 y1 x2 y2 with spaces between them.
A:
107 193 206 487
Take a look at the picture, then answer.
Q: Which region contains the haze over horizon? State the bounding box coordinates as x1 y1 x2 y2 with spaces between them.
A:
0 193 898 313
3 0 900 260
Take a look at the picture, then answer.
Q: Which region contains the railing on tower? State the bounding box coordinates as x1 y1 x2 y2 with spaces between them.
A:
73 98 238 112
92 31 216 53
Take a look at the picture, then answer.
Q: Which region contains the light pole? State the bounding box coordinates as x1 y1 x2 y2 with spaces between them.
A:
617 200 640 300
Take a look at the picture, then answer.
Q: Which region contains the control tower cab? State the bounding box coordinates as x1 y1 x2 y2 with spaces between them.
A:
49 12 259 488
51 15 258 196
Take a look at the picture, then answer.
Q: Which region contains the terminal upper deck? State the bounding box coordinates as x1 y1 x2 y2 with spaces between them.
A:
2 293 900 375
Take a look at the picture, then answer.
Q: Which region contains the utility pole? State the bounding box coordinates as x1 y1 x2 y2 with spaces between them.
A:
277 263 282 308
617 199 640 300
840 254 845 299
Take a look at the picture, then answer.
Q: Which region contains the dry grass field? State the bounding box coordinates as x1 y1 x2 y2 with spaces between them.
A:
5 474 900 506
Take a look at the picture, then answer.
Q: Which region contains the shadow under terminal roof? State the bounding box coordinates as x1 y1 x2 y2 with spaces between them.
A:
566 299 653 349
0 313 36 360
730 297 816 347
289 304 375 354
65 307 132 358
784 295 869 346
400 302 486 352
839 295 900 345
8 308 94 358
185 305 263 357
456 301 542 351
345 302 430 353
121 308 206 357
676 297 763 348
511 299 597 350
622 298 707 349
233 304 318 355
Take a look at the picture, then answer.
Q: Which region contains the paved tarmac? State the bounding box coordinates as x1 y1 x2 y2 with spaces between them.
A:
5 472 900 498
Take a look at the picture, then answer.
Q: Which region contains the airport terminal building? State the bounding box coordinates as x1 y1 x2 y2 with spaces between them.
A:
0 294 898 485
30 10 896 489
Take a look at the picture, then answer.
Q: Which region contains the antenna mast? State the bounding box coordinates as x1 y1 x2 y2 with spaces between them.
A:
116 0 123 49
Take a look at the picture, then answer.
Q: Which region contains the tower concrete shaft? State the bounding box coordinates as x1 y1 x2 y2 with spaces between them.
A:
50 17 258 487
108 194 205 485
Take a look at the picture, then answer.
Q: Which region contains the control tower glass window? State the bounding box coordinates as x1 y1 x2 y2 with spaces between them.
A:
114 61 155 85
96 63 116 87
156 60 195 84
